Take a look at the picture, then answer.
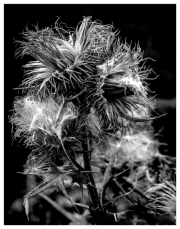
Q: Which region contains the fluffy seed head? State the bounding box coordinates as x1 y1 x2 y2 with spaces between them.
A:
10 95 77 146
145 181 176 218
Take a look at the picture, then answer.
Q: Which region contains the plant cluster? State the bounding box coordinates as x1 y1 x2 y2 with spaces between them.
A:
10 17 176 225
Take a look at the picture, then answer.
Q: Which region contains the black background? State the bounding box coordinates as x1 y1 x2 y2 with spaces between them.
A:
4 4 176 224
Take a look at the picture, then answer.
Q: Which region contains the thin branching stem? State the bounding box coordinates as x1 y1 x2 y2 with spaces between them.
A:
100 149 117 209
39 193 77 222
101 168 130 208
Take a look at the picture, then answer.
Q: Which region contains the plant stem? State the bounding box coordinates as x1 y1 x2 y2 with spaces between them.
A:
83 151 103 212
39 193 77 222
82 136 103 213
100 149 117 209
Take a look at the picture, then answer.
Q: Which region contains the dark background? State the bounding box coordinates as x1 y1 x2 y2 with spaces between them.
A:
4 4 176 225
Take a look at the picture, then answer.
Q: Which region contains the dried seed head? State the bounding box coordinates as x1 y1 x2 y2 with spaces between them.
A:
145 181 176 219
112 130 158 166
23 154 51 177
10 95 77 146
16 17 116 98
85 42 155 134
118 130 159 162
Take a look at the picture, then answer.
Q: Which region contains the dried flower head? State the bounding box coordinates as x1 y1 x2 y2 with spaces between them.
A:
92 128 159 170
23 154 51 177
117 130 159 163
84 41 156 136
10 95 77 147
16 17 115 98
145 181 176 219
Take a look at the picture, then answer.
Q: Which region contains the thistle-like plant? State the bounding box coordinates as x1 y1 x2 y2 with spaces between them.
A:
10 17 175 224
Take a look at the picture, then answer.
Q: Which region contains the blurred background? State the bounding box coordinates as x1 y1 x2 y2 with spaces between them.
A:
4 4 176 225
